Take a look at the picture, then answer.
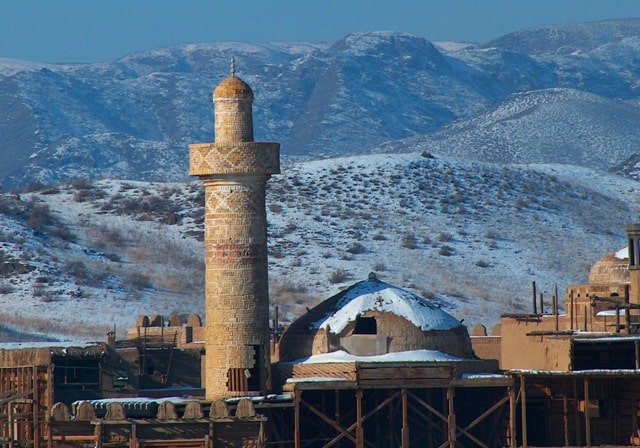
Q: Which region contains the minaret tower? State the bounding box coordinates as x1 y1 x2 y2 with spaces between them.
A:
189 59 280 400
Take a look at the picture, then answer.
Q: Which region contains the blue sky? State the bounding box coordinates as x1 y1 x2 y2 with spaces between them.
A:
2 0 640 63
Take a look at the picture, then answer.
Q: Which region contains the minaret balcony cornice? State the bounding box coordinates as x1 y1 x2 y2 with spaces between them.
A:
189 141 280 177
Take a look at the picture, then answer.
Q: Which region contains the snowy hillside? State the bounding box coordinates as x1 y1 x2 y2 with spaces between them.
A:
1 154 638 340
2 19 640 188
366 88 640 167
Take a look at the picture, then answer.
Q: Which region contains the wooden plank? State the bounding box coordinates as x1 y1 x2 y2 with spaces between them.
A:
452 377 514 388
357 379 454 388
357 366 451 381
138 439 206 447
51 435 97 441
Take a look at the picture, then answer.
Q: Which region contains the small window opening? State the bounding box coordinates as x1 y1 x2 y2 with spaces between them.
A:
247 345 261 391
353 316 377 335
112 370 129 388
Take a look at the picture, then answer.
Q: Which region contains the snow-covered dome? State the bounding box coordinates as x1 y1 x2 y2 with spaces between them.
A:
588 247 629 285
278 274 475 362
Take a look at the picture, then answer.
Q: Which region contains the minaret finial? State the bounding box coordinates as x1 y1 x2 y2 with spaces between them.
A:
230 56 236 77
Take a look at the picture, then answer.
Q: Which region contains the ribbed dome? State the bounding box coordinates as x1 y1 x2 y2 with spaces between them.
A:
588 247 629 285
213 75 254 100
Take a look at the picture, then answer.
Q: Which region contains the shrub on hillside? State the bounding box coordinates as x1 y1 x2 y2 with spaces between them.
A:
438 245 454 256
126 272 152 290
346 242 366 255
25 200 55 233
329 269 353 284
402 233 417 249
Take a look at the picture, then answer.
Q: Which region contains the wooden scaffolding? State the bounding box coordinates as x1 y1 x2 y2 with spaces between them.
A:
268 361 514 448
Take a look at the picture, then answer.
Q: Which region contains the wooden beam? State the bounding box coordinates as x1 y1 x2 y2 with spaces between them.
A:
319 390 397 448
301 398 357 446
401 388 408 448
407 401 445 437
407 390 448 424
454 394 510 448
356 388 363 448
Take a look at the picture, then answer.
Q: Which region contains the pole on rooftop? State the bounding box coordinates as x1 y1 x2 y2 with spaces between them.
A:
569 290 574 330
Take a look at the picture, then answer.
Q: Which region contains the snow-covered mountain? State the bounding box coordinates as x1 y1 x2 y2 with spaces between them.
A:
366 88 640 167
1 153 638 340
2 19 640 188
3 18 640 340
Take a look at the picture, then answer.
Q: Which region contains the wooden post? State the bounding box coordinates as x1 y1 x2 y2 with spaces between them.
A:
388 389 394 448
509 386 517 448
401 388 409 448
532 281 537 314
130 423 137 448
520 376 528 448
94 421 102 448
356 388 364 448
563 395 569 447
584 306 588 331
33 367 40 448
539 292 544 315
294 390 301 448
627 285 631 334
335 389 340 430
570 290 574 330
584 378 591 448
574 378 582 446
427 389 434 448
447 387 456 448
616 304 621 333
8 401 13 448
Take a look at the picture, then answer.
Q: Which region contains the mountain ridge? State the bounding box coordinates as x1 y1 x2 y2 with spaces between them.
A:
2 20 640 188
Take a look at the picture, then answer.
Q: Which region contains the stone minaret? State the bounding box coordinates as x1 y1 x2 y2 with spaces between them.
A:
189 59 280 400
